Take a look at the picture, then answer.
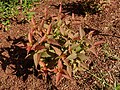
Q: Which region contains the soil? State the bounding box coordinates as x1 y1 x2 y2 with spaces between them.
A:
0 0 120 90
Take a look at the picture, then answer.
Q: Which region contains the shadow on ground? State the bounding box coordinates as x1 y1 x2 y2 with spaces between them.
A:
0 36 34 81
0 36 58 89
52 0 101 16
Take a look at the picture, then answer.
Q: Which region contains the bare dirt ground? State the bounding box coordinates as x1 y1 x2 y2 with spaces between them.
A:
0 0 120 90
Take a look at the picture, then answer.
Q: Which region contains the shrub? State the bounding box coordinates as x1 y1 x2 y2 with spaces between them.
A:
26 3 104 85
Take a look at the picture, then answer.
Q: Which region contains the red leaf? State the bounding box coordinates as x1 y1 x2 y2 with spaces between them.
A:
59 2 62 14
62 74 72 80
39 60 46 68
32 43 45 50
28 31 33 44
42 67 48 75
94 41 105 46
31 16 36 29
41 19 44 27
44 7 48 19
39 19 44 31
47 23 52 35
26 43 32 54
56 72 62 85
61 54 69 66
15 43 26 49
39 34 47 44
88 31 94 40
35 45 45 51
72 13 75 20
58 59 63 70
53 68 58 73
52 46 62 56
47 39 61 46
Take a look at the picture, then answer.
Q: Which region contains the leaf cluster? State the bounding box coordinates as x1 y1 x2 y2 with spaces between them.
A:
26 4 105 85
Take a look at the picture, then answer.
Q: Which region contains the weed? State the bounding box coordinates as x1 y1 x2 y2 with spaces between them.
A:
102 43 120 60
0 0 39 31
114 82 120 90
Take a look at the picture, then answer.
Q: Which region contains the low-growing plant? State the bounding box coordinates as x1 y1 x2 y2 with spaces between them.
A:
0 0 39 30
25 3 105 85
102 43 120 60
114 82 120 90
0 0 19 30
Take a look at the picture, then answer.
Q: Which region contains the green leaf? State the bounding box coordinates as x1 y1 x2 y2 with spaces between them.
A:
71 43 79 50
33 53 40 68
60 26 65 35
115 84 120 90
73 32 79 39
68 31 74 39
84 38 93 46
45 43 50 49
64 40 71 47
41 51 51 57
77 53 89 61
67 66 72 77
49 49 55 53
66 51 77 60
57 19 62 26
37 49 46 53
44 23 49 29
75 45 82 52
